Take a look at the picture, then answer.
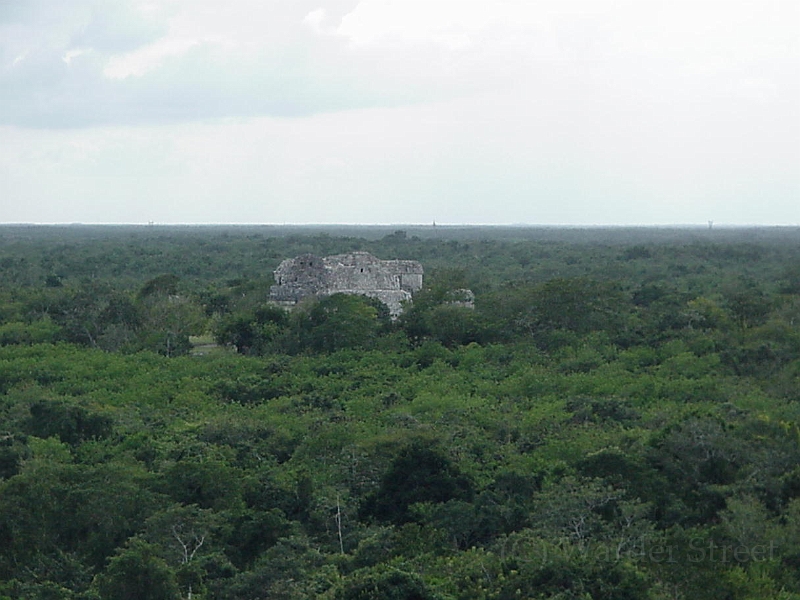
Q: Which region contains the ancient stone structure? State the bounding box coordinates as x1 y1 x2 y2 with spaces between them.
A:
270 251 423 317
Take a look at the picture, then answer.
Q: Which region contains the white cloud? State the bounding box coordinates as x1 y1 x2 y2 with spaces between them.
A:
0 0 797 225
336 0 540 49
103 37 199 79
62 48 89 66
303 8 329 34
3 0 789 127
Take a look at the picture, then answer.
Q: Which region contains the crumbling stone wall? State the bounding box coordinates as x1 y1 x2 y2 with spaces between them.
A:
270 251 423 316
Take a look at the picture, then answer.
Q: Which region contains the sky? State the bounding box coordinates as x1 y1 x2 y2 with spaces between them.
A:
0 0 798 226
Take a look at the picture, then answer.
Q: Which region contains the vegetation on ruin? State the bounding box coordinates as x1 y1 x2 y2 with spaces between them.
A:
1 225 800 599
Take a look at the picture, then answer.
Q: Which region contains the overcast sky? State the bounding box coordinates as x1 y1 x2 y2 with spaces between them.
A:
1 0 798 225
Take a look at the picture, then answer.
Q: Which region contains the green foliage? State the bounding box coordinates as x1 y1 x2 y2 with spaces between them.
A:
1 226 800 598
0 318 62 346
138 274 181 299
331 566 441 600
0 462 161 577
161 459 244 511
421 304 485 347
94 539 181 600
360 441 474 525
724 284 772 330
297 294 381 353
214 304 290 355
25 400 113 446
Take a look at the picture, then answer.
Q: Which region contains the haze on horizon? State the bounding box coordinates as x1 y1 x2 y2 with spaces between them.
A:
1 1 798 226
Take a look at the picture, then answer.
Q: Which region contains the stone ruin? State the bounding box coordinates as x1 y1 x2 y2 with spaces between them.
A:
269 251 423 317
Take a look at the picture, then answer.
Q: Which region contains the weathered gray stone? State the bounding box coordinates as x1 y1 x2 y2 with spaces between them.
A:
270 251 423 316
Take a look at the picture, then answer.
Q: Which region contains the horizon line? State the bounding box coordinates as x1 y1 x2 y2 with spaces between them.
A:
2 222 798 229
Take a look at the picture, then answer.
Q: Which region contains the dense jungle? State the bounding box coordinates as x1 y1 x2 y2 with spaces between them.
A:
1 224 800 599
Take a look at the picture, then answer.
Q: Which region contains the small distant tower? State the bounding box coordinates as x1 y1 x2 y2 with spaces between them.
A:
708 220 714 230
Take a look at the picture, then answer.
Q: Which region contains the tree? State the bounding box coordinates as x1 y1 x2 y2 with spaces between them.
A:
724 285 771 330
333 567 440 600
482 278 626 346
161 459 243 511
214 304 290 355
138 274 181 300
360 441 474 525
50 282 113 347
137 295 205 356
140 504 234 600
297 294 380 353
0 461 160 587
25 400 113 446
94 539 180 600
423 305 484 348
